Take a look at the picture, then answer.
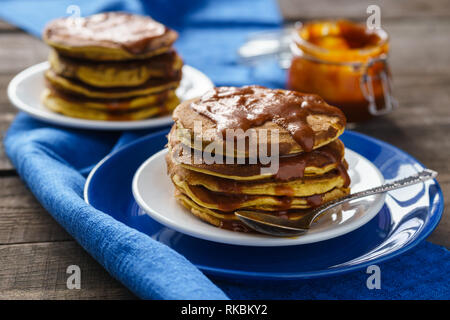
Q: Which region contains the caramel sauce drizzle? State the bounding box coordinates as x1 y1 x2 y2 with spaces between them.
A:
190 86 346 152
274 141 343 181
45 12 169 54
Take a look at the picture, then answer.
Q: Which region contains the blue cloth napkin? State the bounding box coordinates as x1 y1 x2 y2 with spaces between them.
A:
1 0 449 300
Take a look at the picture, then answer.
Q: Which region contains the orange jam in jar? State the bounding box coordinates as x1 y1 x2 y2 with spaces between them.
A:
287 20 396 122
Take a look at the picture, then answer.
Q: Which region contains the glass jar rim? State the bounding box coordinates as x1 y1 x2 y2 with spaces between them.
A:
292 19 389 56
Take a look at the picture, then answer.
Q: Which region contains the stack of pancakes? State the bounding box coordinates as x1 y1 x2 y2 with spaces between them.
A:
166 86 351 233
41 12 182 121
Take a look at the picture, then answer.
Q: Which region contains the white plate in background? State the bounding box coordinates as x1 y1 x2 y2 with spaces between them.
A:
8 62 213 130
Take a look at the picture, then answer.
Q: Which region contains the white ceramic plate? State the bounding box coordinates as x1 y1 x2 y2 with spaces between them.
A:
7 62 214 130
132 148 386 247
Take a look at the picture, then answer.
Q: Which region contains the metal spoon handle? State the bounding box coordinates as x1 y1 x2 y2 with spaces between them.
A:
309 169 438 223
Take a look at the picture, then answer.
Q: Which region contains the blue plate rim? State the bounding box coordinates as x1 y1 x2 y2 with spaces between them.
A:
84 129 444 280
84 129 170 204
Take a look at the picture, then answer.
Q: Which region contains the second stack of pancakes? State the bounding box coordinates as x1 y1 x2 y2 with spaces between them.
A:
42 12 182 121
167 85 351 233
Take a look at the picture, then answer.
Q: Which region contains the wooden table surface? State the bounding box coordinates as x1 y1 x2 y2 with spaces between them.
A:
0 0 448 299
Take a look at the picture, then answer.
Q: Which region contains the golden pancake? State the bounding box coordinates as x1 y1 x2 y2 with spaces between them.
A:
172 86 346 157
44 69 181 99
174 178 350 211
46 83 176 111
166 86 350 234
43 12 178 61
49 49 183 88
175 190 236 228
41 88 179 121
167 154 349 197
175 191 348 233
168 126 346 181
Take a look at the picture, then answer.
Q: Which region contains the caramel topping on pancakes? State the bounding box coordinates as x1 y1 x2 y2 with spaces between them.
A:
190 86 346 152
169 126 347 181
44 12 176 54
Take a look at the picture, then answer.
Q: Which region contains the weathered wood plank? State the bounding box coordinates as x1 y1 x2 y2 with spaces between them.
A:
0 241 136 299
0 20 19 32
387 19 450 76
0 31 47 171
0 177 71 244
0 75 21 108
0 33 48 75
278 0 450 21
0 114 15 171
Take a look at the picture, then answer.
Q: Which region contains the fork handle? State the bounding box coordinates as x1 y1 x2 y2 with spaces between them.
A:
308 169 438 223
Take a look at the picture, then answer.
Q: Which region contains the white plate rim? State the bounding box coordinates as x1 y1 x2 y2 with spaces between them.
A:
132 148 386 247
7 61 213 130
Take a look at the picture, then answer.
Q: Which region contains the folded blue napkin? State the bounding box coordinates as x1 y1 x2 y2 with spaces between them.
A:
2 0 449 299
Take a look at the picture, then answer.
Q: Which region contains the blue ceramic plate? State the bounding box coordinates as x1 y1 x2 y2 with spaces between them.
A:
84 129 444 280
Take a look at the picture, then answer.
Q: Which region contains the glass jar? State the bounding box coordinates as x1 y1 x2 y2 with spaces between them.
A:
287 20 396 122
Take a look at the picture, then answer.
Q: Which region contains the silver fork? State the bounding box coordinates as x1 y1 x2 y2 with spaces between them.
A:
235 169 437 237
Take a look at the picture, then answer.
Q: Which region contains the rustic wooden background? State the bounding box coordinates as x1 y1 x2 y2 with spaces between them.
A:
0 0 448 299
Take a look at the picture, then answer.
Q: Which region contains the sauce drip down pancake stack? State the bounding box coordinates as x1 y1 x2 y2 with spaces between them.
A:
167 86 350 233
41 12 182 121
